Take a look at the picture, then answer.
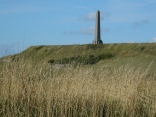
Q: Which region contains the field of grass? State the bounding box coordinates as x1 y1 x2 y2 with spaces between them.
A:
6 43 156 63
0 43 156 116
0 57 156 116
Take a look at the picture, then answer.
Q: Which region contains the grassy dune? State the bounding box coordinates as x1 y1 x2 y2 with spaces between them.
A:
6 43 156 62
0 58 156 117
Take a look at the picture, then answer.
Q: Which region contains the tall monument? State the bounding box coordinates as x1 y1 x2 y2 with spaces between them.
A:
92 10 103 44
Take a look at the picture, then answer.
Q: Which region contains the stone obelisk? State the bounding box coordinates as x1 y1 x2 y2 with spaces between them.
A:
92 10 103 44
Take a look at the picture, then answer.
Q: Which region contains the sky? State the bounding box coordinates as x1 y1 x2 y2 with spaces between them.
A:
0 0 156 57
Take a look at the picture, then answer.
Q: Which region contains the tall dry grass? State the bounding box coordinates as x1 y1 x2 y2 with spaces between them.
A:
0 59 156 117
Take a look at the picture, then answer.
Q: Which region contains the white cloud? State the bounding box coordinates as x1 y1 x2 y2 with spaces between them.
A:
79 26 110 35
101 27 110 33
84 12 96 21
64 26 110 35
81 11 110 21
132 19 149 28
79 26 95 35
64 26 95 35
153 37 156 42
126 41 136 43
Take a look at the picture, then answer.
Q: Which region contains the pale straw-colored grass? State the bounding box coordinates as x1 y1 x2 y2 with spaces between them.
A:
0 59 156 117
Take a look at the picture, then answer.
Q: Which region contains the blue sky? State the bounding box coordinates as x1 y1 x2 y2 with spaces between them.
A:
0 0 156 57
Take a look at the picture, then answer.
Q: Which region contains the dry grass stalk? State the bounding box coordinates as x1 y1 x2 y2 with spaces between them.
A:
0 59 156 117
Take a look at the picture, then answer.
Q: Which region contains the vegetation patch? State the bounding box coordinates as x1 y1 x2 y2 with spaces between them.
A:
48 53 114 65
34 45 45 51
2 43 156 63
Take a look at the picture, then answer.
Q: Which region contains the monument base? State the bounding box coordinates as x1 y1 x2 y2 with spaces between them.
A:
92 39 103 44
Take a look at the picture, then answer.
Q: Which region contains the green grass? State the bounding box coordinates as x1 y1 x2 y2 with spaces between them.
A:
4 43 156 63
0 43 156 116
0 43 156 72
94 56 156 74
1 43 156 75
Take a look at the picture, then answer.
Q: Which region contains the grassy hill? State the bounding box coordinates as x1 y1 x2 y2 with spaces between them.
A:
1 43 155 74
5 43 156 62
1 43 156 116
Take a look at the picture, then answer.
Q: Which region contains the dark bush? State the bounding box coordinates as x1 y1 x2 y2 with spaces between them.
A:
49 54 107 65
48 59 55 63
62 58 70 64
140 46 145 51
98 53 114 60
89 55 94 58
69 57 75 61
35 46 44 51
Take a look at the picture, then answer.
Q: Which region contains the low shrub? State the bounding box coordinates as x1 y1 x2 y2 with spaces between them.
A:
48 59 55 63
48 53 114 65
98 53 114 60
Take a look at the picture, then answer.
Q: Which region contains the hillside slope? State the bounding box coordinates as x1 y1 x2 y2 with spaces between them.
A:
0 43 156 74
0 43 156 63
8 43 156 62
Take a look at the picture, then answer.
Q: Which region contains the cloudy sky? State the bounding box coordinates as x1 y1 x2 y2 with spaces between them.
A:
0 0 156 57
